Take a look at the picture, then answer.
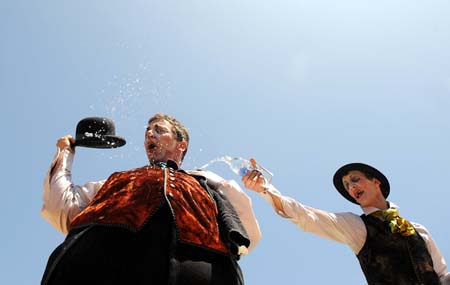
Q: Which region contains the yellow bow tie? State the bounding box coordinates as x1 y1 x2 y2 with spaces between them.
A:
371 208 416 237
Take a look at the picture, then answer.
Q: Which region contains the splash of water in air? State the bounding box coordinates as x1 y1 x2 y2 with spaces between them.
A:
200 156 273 184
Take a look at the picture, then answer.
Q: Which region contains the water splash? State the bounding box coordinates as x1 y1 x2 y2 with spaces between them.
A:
200 156 273 183
83 62 173 162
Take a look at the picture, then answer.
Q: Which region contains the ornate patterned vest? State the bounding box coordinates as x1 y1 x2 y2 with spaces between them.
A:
357 214 440 285
70 164 229 254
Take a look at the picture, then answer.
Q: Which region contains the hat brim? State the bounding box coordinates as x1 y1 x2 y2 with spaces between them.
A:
73 136 126 149
333 163 390 204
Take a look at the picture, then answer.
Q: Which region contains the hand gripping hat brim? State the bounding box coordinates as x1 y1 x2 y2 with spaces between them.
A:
73 117 126 149
333 163 390 204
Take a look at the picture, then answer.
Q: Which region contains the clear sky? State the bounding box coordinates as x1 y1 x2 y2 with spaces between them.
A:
2 1 450 284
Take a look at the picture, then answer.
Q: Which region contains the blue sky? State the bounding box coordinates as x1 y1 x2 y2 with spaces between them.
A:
2 1 450 284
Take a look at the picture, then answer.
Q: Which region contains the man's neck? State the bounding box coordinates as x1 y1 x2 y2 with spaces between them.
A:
149 159 180 169
362 200 390 215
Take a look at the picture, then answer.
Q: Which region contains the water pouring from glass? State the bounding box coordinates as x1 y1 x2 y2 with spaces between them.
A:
199 156 273 189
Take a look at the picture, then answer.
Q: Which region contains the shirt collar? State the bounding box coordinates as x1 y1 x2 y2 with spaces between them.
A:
150 159 180 170
361 201 399 215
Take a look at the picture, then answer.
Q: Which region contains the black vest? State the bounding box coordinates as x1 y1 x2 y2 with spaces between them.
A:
357 214 440 285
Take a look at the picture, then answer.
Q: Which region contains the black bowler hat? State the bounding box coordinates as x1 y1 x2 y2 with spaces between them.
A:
333 163 390 204
73 117 126 149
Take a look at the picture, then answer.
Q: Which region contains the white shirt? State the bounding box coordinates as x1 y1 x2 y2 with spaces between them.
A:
41 148 262 254
261 184 450 284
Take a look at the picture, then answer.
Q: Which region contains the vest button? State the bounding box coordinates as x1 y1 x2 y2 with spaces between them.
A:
170 183 175 188
169 177 175 181
168 192 174 198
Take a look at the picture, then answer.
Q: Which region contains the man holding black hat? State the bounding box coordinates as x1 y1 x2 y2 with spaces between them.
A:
243 160 449 284
40 113 261 285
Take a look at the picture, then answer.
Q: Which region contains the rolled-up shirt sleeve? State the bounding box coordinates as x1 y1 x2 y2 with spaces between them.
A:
260 185 367 254
41 148 104 235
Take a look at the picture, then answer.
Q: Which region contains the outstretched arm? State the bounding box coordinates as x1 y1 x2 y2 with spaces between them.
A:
241 161 367 254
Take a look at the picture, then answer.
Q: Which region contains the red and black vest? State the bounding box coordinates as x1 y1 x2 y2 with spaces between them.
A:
357 214 440 285
70 163 229 255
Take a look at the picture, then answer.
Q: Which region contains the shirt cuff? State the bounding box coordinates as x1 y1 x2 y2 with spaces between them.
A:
259 185 290 218
238 245 249 256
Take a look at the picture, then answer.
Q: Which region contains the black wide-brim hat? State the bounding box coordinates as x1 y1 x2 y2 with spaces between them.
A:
73 117 126 149
333 163 390 204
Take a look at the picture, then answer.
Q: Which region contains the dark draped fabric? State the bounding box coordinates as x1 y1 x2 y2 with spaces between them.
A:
42 204 243 285
42 163 247 285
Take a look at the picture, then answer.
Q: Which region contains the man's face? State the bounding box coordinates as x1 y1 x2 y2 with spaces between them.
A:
342 170 383 207
144 119 186 164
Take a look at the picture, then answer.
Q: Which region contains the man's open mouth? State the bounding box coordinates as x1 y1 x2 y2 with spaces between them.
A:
355 190 364 199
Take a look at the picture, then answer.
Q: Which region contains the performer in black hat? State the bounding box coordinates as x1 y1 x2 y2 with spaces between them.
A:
40 113 261 285
243 160 449 285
